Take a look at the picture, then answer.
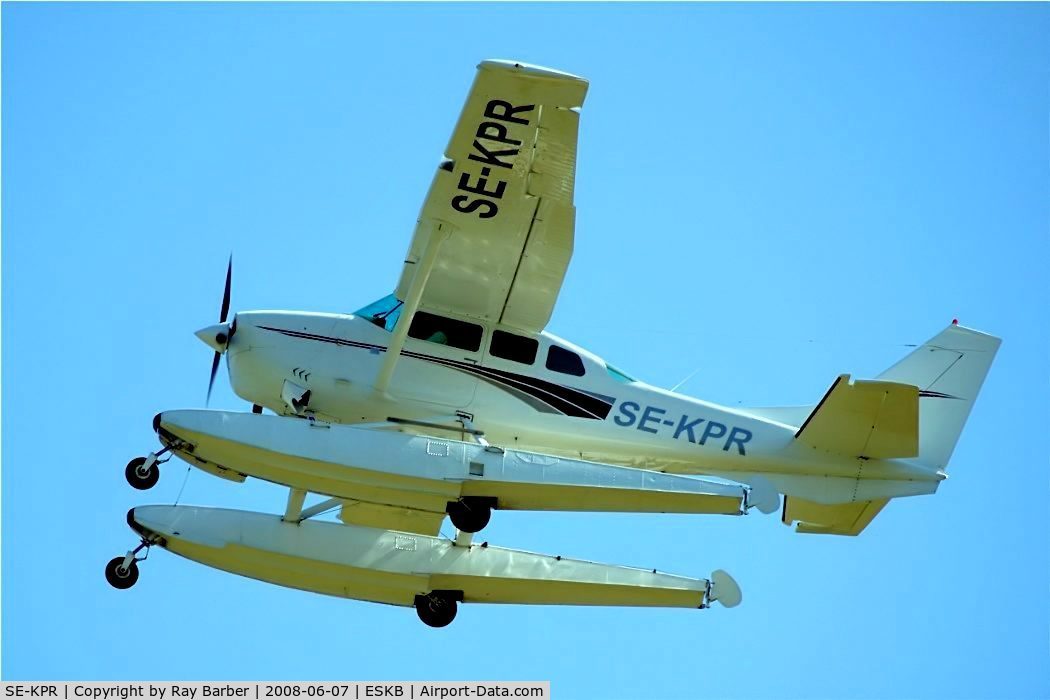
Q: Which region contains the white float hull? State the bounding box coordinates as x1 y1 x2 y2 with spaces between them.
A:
155 410 756 516
127 505 740 610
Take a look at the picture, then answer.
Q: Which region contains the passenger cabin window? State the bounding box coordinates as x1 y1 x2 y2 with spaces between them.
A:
408 311 482 352
546 345 586 376
490 330 538 365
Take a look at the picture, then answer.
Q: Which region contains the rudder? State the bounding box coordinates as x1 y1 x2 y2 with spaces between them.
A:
877 323 1000 470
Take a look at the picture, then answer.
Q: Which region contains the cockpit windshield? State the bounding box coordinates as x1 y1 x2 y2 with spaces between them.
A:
354 294 403 332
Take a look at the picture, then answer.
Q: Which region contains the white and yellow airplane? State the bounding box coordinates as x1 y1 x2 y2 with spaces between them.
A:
107 60 1000 627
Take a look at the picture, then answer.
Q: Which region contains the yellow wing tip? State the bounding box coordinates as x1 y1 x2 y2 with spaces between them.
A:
479 59 588 84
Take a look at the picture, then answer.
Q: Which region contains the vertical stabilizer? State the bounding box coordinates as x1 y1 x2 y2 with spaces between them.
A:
877 323 1000 470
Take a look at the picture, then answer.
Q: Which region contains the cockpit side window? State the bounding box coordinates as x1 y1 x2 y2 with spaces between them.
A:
408 311 483 352
490 330 538 365
546 345 586 376
354 294 403 332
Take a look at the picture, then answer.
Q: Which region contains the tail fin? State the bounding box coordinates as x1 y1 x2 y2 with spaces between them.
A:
877 323 1000 470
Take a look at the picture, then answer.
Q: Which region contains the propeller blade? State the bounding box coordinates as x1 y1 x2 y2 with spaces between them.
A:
219 255 232 323
206 351 221 405
207 254 233 405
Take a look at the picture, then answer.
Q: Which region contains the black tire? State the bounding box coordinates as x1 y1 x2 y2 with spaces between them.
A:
447 499 492 533
125 457 159 490
105 556 139 590
414 594 458 628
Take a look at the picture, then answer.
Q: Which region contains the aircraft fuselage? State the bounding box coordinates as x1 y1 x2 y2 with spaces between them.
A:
220 308 943 505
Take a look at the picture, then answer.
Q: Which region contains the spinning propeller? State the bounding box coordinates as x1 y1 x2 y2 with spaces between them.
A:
195 255 234 405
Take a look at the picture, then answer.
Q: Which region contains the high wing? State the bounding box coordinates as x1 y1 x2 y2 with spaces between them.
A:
395 60 589 333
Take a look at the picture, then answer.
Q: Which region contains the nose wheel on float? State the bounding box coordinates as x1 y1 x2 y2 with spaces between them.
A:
104 538 155 590
124 446 173 490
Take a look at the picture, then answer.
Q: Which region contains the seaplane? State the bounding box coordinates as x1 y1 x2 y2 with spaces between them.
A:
106 60 1000 627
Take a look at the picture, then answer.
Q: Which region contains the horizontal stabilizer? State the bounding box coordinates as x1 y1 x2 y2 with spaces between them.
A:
782 496 888 536
796 375 919 459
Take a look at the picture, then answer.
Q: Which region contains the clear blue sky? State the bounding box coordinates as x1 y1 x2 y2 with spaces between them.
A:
3 3 1047 698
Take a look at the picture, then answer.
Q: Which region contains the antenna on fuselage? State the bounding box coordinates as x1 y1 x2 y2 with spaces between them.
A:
670 367 702 393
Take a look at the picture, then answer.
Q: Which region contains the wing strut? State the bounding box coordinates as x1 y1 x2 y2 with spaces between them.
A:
374 222 453 394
